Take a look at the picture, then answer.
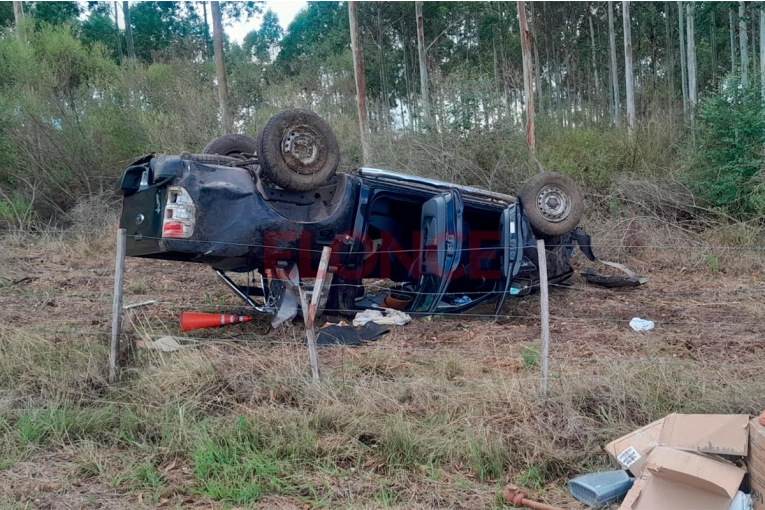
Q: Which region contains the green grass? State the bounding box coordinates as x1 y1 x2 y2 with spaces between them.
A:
515 463 546 492
134 462 163 488
15 405 124 446
470 434 507 482
373 482 399 506
1 239 765 508
520 345 540 369
192 416 287 504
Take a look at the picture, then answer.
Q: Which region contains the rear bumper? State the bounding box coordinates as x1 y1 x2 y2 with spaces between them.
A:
118 155 359 272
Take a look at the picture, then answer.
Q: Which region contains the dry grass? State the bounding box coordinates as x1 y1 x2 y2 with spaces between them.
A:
0 219 764 508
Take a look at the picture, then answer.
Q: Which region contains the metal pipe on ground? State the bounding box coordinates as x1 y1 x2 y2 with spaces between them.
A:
503 484 564 510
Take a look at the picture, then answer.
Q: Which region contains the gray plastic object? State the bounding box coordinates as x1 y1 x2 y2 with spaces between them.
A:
568 470 633 507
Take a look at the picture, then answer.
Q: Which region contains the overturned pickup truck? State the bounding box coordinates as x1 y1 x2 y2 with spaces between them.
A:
118 109 623 326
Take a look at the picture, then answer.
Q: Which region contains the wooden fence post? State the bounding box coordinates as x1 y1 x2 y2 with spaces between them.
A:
536 239 550 396
299 246 332 381
110 229 127 384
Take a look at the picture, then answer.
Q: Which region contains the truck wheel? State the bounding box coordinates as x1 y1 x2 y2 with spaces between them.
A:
519 172 584 237
203 134 258 158
257 109 339 192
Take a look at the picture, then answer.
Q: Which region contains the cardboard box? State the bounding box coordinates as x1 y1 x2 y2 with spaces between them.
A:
618 446 747 510
659 414 749 456
606 414 750 476
747 418 765 510
605 418 665 475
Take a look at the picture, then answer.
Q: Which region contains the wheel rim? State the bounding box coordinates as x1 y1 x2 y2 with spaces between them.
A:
535 185 571 223
281 126 321 174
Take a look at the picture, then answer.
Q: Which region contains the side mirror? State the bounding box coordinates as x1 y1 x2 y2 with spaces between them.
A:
116 154 155 196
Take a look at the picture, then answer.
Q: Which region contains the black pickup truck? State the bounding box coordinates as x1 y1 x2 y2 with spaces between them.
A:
117 109 596 326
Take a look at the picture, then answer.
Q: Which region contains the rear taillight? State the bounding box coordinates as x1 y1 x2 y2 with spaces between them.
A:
162 187 195 238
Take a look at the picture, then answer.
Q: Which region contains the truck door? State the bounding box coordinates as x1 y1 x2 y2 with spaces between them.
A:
410 190 464 313
494 203 524 314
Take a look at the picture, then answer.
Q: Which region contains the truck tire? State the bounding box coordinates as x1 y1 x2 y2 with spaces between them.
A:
203 134 258 158
519 172 584 237
257 109 339 192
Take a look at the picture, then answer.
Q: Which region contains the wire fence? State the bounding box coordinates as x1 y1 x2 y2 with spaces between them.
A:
4 227 765 252
2 292 763 329
2 321 763 367
2 227 764 395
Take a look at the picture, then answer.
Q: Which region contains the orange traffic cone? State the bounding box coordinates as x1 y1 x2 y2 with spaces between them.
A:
180 312 251 332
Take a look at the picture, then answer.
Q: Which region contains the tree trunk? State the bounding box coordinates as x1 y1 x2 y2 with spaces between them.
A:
123 1 135 60
493 37 501 121
12 1 23 40
679 3 688 119
623 1 635 136
608 1 621 126
650 2 658 91
211 1 232 134
348 1 371 164
531 2 544 117
375 2 389 130
752 11 758 77
730 9 737 76
761 7 765 103
202 2 211 60
402 22 413 131
543 2 551 118
415 1 432 128
665 2 675 122
687 2 697 109
113 2 123 65
741 1 749 87
710 9 716 88
589 7 600 100
518 1 535 155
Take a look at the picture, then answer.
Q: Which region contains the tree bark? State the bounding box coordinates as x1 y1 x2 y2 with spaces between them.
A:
531 3 544 117
761 7 765 103
679 3 688 119
740 1 749 87
493 36 501 121
123 1 135 60
687 2 697 109
348 1 371 164
543 2 551 119
375 2 390 130
202 1 211 60
752 11 757 77
12 1 23 40
415 1 432 128
710 9 716 88
665 2 675 121
402 22 413 130
730 8 737 76
608 1 621 126
211 1 232 134
113 2 123 65
518 1 535 155
622 1 635 137
589 6 600 100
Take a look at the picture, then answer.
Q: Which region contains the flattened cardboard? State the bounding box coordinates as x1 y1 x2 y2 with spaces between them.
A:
618 446 747 510
659 414 749 456
747 418 765 510
605 418 665 475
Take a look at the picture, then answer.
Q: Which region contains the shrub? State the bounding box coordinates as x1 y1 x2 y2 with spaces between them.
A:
690 78 765 217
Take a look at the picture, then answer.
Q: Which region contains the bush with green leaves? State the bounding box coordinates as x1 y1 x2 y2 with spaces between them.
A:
0 24 223 228
690 79 765 217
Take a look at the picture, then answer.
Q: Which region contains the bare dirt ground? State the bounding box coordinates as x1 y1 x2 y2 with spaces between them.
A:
1 233 764 509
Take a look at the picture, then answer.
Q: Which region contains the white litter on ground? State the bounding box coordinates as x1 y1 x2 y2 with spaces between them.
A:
629 317 655 331
353 308 411 327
